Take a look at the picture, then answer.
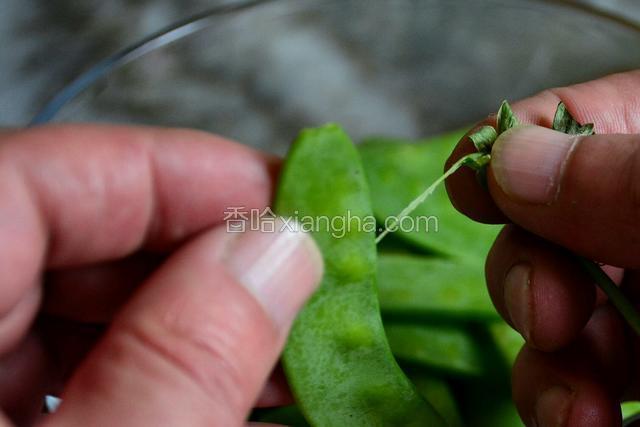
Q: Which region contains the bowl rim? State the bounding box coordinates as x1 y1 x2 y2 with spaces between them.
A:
30 0 640 126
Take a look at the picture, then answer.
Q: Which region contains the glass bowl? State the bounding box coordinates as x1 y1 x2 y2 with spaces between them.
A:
34 0 640 155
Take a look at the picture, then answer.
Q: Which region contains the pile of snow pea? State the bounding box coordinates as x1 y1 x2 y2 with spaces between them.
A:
250 123 640 426
251 124 639 427
245 124 523 427
248 124 523 426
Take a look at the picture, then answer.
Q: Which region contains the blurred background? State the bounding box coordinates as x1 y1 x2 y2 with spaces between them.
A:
1 0 640 153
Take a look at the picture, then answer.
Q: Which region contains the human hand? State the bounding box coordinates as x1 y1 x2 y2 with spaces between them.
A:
0 125 323 426
445 70 640 426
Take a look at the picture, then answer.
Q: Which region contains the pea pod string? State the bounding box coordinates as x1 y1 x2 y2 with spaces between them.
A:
375 102 509 245
377 101 640 337
374 152 487 244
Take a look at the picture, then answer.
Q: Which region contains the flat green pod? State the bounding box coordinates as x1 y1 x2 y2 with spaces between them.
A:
359 131 501 266
377 254 498 321
451 324 521 426
489 322 525 366
622 401 640 421
385 323 484 377
410 374 464 427
275 124 445 427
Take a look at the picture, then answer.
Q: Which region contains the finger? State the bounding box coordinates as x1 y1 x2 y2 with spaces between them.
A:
445 70 640 224
486 225 596 351
45 222 323 427
512 305 630 427
0 125 277 352
43 252 164 323
42 320 289 406
0 286 41 354
0 414 11 427
488 126 640 267
39 319 293 407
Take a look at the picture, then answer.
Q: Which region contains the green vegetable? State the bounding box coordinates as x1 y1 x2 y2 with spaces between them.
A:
465 100 517 185
574 256 640 337
489 321 525 366
409 374 464 427
385 322 485 377
275 124 445 427
468 126 497 153
552 102 594 135
622 401 640 422
496 100 519 134
359 131 501 265
377 254 498 321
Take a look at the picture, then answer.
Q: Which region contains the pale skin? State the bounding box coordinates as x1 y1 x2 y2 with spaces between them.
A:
446 69 640 426
0 126 324 426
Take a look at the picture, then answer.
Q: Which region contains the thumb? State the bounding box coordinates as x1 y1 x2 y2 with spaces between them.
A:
488 125 640 267
44 219 323 427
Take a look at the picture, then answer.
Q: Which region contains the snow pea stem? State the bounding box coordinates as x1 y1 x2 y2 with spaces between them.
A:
574 256 640 336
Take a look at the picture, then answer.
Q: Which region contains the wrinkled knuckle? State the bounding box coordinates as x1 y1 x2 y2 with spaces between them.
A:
121 317 249 414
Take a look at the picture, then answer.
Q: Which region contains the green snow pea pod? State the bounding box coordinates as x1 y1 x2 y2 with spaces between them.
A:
451 324 521 426
488 322 525 367
409 373 464 427
385 322 484 377
275 124 445 427
622 401 640 422
359 131 501 266
377 254 498 321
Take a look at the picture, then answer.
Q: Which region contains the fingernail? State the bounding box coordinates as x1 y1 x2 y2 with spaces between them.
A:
535 385 574 427
504 263 532 341
222 218 324 329
492 126 580 204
